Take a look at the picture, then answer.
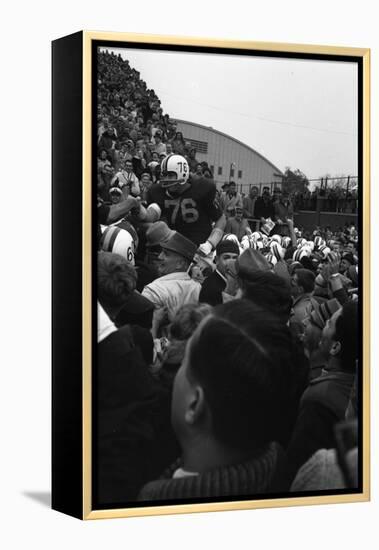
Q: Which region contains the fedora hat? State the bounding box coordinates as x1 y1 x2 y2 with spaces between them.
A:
160 232 197 262
145 221 174 248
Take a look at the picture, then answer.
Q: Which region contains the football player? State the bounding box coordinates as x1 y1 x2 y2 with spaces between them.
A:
146 154 226 253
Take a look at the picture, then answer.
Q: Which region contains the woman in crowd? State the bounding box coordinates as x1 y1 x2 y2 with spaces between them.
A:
170 131 186 155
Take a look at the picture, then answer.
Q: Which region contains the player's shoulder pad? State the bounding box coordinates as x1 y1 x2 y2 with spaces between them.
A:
189 175 216 197
147 182 165 202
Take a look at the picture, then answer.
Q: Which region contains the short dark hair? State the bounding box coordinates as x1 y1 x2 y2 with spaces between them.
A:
342 252 355 265
295 268 315 293
241 271 292 322
188 299 294 451
97 251 137 310
335 300 359 373
300 256 316 272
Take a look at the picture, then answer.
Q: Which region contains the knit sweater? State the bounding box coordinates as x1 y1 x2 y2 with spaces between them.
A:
138 442 280 502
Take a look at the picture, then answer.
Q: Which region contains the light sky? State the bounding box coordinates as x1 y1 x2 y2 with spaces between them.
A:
104 47 358 180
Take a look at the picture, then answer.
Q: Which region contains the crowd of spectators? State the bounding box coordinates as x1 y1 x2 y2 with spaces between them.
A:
222 182 358 217
292 185 358 214
96 50 212 206
96 50 360 507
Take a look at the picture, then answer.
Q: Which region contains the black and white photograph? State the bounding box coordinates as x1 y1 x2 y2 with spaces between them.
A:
94 39 367 513
2 0 379 542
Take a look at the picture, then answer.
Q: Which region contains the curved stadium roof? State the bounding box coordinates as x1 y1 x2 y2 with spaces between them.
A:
175 119 283 177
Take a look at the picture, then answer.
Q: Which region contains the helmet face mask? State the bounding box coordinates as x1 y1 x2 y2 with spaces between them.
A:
160 154 189 189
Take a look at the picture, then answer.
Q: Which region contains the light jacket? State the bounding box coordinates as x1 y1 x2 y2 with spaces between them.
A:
142 272 201 321
291 293 316 325
220 191 243 213
112 170 140 197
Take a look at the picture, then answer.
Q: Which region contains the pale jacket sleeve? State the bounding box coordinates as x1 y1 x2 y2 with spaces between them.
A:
131 173 141 197
141 285 163 309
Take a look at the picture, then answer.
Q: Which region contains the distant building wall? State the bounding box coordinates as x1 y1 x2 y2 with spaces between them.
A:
176 119 283 192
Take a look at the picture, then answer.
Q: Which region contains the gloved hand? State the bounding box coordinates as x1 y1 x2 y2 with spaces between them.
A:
197 241 213 256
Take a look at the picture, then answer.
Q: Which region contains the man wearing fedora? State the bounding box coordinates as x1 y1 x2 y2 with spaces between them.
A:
142 230 201 334
144 221 175 273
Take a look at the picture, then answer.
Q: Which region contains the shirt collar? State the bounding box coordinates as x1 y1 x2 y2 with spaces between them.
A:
157 272 193 281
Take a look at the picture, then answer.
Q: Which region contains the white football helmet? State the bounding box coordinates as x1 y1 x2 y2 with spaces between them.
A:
293 248 310 262
270 234 282 245
251 231 263 241
318 245 332 259
160 154 189 188
99 225 135 265
314 236 326 249
270 241 285 260
265 253 278 266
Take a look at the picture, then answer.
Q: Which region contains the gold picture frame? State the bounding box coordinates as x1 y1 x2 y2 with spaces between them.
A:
52 30 370 520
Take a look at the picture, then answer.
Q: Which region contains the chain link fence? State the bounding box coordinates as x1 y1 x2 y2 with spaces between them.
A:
235 176 358 214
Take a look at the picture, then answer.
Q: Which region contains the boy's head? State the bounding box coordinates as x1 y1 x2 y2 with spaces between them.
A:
171 300 294 453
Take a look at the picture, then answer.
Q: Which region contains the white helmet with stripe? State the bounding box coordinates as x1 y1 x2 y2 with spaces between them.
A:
297 237 307 247
99 225 135 265
160 154 189 188
251 231 264 241
270 234 282 245
240 235 251 250
293 247 311 262
265 253 278 266
314 236 325 249
270 241 285 260
318 245 332 259
241 234 260 251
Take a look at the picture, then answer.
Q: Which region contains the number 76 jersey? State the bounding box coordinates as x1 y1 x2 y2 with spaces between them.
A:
146 176 223 246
